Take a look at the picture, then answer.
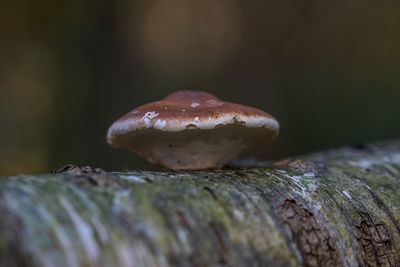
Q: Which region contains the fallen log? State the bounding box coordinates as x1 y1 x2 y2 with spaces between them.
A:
1 140 400 267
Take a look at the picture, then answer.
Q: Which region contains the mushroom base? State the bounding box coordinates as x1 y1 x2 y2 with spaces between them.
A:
112 125 274 170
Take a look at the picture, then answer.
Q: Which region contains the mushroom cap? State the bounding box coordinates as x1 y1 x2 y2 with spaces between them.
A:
107 90 279 170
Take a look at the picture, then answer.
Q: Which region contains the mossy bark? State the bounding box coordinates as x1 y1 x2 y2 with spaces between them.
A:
1 140 400 267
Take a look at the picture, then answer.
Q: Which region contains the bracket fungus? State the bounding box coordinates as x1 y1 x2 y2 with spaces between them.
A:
107 90 279 170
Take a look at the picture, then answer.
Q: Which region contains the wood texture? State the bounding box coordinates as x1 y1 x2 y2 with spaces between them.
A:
1 140 400 267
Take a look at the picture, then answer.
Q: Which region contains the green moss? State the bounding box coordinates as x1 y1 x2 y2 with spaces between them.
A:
1 140 400 266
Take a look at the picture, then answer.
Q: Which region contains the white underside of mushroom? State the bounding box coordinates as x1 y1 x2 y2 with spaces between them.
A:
143 138 245 170
109 125 276 170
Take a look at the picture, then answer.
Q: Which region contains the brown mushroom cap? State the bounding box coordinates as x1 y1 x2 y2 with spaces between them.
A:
107 90 279 170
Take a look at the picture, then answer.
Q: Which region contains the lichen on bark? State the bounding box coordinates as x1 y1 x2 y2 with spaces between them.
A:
1 140 400 266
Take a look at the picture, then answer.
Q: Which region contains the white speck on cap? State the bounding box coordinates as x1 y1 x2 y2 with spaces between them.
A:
142 111 159 127
191 102 200 108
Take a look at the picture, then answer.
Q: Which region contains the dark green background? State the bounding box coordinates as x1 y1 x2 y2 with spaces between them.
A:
1 0 399 175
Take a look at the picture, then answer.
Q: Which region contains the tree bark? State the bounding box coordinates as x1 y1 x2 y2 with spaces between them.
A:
1 140 400 267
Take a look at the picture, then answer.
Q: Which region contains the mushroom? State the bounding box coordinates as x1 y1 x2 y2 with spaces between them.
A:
107 90 279 170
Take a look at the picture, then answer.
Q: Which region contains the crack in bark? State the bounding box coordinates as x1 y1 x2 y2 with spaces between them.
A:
353 202 398 267
340 175 400 266
366 186 400 234
279 199 341 267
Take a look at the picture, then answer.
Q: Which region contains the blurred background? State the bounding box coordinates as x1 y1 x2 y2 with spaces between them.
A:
1 0 400 175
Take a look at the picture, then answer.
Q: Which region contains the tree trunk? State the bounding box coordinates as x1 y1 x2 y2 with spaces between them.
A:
1 140 400 267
